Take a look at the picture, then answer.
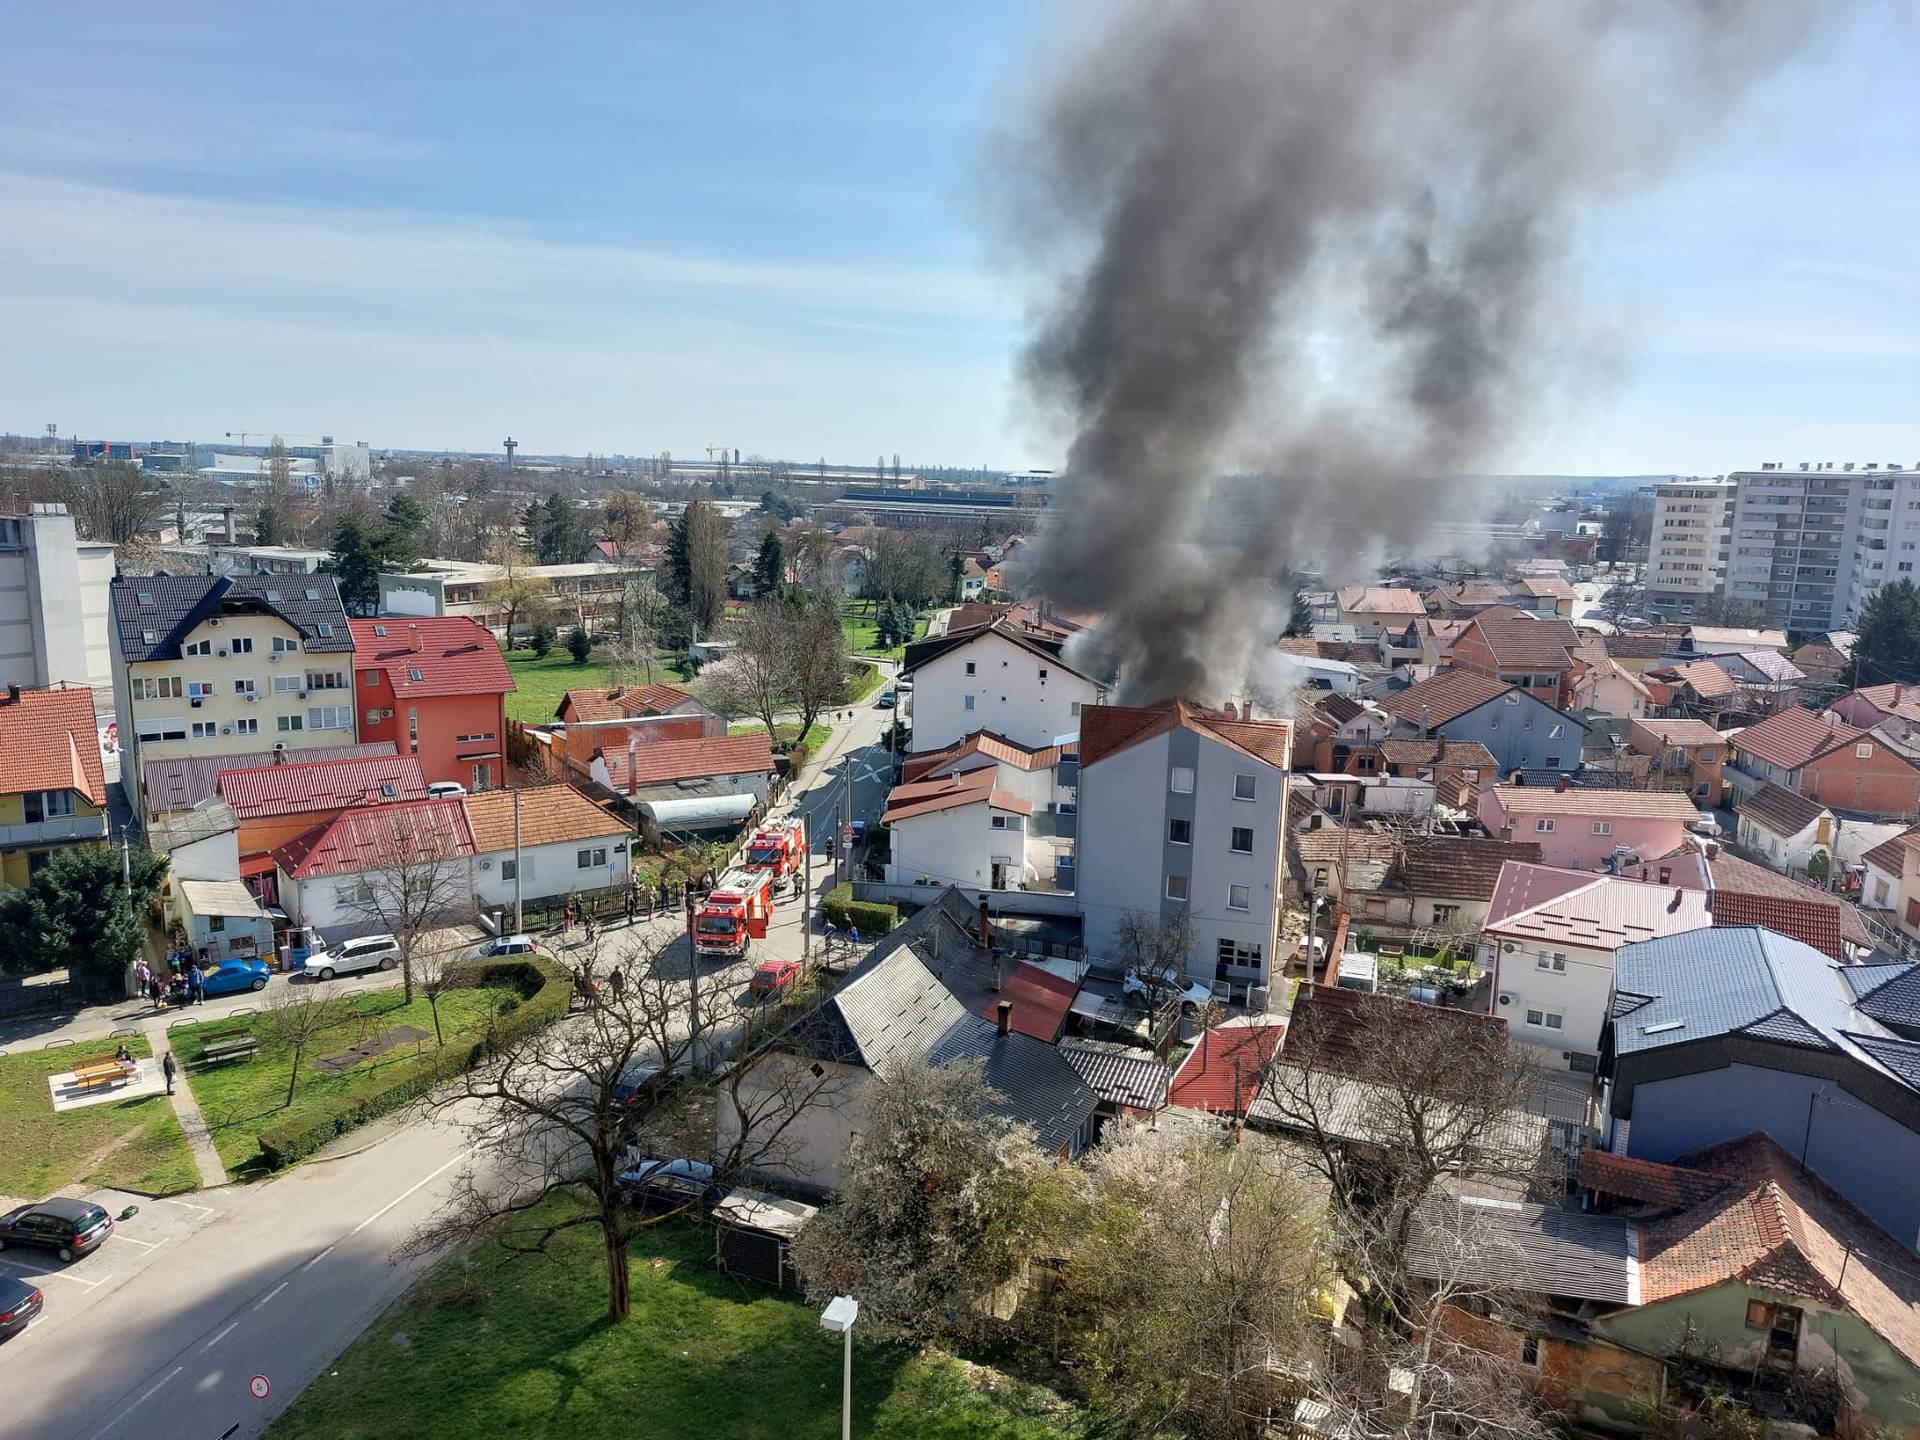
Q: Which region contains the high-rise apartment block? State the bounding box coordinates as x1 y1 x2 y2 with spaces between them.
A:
1644 479 1733 620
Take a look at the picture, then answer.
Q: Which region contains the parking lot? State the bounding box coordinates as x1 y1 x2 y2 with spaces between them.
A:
0 1187 226 1349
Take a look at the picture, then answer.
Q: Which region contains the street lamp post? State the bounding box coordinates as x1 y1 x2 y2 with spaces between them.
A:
819 1295 859 1440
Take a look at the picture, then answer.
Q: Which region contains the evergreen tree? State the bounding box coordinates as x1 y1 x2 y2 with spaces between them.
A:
1848 579 1920 687
522 499 543 553
254 505 285 546
325 515 384 614
20 846 167 998
752 531 785 596
539 494 583 565
529 622 556 658
1284 585 1314 637
948 548 965 601
566 624 593 664
665 508 692 605
379 491 427 569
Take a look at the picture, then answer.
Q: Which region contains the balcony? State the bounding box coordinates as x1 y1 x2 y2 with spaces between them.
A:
0 813 109 848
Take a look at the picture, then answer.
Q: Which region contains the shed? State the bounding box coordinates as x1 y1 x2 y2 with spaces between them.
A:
712 1187 818 1289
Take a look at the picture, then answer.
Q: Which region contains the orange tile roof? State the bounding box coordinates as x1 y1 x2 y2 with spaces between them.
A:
883 766 1033 823
1662 658 1739 700
346 617 513 700
1633 718 1725 747
1577 1148 1737 1209
595 733 775 789
1486 785 1699 822
1078 699 1291 770
1335 586 1425 616
0 685 106 807
901 730 1070 783
1462 611 1581 669
558 683 696 723
1378 669 1515 728
461 784 627 852
1734 707 1864 770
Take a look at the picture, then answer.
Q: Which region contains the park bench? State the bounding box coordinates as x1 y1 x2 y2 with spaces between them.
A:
71 1054 134 1093
199 1034 259 1067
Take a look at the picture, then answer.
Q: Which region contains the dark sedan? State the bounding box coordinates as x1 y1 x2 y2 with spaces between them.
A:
0 1275 43 1339
0 1197 114 1263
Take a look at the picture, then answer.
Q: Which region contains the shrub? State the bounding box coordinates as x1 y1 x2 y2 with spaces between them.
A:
786 741 814 778
822 882 898 936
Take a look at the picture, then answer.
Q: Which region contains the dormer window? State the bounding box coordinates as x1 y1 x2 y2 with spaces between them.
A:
141 629 157 645
265 589 281 601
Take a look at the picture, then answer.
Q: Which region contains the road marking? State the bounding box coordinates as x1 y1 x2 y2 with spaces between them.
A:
343 1150 466 1240
89 1363 184 1440
156 1197 215 1215
254 1280 289 1307
202 1321 239 1349
110 1233 161 1250
301 1243 336 1271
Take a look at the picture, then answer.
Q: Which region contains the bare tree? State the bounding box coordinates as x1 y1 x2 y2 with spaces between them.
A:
56 462 166 555
696 603 793 736
1112 906 1197 1016
255 984 348 1108
342 806 474 1005
414 944 459 1048
600 491 653 554
785 597 849 741
605 572 668 686
408 929 843 1322
785 521 839 598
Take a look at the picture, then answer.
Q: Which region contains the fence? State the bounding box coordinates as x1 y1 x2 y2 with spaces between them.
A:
851 880 1080 920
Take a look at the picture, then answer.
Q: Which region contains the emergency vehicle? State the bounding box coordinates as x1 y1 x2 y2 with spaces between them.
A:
692 867 774 961
742 816 808 884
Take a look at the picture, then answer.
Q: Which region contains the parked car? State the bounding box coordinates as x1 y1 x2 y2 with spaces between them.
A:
0 1197 113 1263
199 958 271 998
616 1156 724 1215
426 781 468 799
748 958 801 999
467 933 541 961
1688 813 1723 838
0 1275 43 1340
305 933 400 980
874 690 896 709
1122 969 1215 1011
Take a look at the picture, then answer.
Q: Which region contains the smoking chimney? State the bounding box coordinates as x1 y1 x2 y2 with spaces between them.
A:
1417 704 1431 740
996 1000 1013 1037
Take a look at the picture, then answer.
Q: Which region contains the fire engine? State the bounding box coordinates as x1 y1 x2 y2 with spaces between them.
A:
692 867 774 961
742 816 807 884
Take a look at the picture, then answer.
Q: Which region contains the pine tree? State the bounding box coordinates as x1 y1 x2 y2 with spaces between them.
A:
566 624 593 664
380 491 427 569
1848 579 1920 687
752 531 785 596
325 515 383 614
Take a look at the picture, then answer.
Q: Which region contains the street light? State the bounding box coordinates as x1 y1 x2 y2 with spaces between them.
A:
819 1294 859 1440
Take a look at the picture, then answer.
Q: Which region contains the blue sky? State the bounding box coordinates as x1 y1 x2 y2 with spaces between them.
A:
2 1 1915 475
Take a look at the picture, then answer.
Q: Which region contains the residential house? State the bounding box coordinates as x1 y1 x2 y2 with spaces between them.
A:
715 939 1099 1196
1686 624 1792 656
272 797 476 938
150 803 275 963
1059 1039 1170 1140
1603 625 1691 675
554 682 710 726
1290 824 1400 909
1570 653 1653 721
1411 614 1472 669
1292 693 1388 775
138 741 397 822
1377 737 1499 810
1829 683 1920 763
1167 1019 1289 1118
0 684 109 888
1425 580 1512 616
874 886 1085 1043
959 556 987 600
582 732 777 808
1735 784 1835 876
1478 784 1700 870
461 785 633 916
890 731 1078 893
1396 834 1544 933
1903 841 1920 947
1643 657 1739 717
1509 574 1578 617
1647 842 1881 963
1447 607 1582 709
1602 927 1920 1249
111 574 357 822
1789 639 1850 685
1729 707 1920 818
1076 700 1291 991
348 617 515 791
1626 717 1728 806
1480 863 1712 1070
1380 669 1588 774
1288 653 1364 695
902 616 1106 754
1334 585 1426 641
217 754 429 897
1713 648 1807 700
1860 830 1915 921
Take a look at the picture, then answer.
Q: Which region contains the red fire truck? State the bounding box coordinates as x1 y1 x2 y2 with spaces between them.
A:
692 867 774 961
742 816 808 885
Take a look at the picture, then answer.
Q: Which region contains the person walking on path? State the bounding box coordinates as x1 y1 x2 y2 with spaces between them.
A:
133 960 151 999
583 912 597 945
608 966 625 1001
162 1051 177 1095
187 961 206 1005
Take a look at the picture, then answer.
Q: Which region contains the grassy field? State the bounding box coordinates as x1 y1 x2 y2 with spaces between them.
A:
266 1202 1098 1440
504 648 691 724
838 602 929 662
175 984 531 1177
728 721 833 750
0 1034 200 1199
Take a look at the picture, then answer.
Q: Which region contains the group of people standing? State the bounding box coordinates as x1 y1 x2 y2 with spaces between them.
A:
132 952 208 1009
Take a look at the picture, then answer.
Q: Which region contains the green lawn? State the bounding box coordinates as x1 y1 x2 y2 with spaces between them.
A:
266 1202 1099 1440
839 602 929 662
505 648 691 724
0 1034 200 1199
728 721 833 751
176 984 532 1177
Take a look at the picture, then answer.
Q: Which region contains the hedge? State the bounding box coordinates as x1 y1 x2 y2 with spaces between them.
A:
821 882 898 936
257 957 569 1168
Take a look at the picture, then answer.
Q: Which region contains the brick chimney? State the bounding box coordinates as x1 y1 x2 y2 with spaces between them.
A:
3 683 17 706
407 623 421 653
995 1000 1012 1037
1556 774 1571 793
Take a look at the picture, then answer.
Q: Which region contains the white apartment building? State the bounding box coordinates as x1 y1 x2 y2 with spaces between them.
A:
0 504 117 722
111 575 357 821
902 618 1106 755
1722 462 1919 632
884 732 1078 893
1076 701 1291 994
1645 479 1733 620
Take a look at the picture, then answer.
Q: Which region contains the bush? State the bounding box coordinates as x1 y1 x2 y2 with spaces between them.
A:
785 741 814 778
257 958 567 1168
528 623 556 658
566 625 592 663
822 882 898 936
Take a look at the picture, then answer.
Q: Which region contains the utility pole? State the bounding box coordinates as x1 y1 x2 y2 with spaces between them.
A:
840 752 853 884
512 788 524 932
684 893 702 1066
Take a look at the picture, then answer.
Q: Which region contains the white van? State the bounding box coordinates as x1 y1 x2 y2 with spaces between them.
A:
306 933 401 980
426 782 467 799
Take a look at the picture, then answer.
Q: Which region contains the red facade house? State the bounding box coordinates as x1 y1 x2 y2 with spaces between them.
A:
347 618 514 791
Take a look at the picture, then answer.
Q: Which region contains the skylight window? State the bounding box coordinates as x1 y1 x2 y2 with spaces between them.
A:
265 589 281 601
409 667 424 682
374 624 387 637
136 592 154 606
1641 1019 1687 1035
305 588 320 600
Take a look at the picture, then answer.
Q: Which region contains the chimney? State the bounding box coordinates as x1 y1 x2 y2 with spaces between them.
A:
274 747 287 764
1556 775 1571 793
610 686 624 702
408 623 421 653
995 1000 1012 1037
1417 704 1431 740
4 683 17 706
1669 888 1683 913
626 736 638 797
220 503 234 549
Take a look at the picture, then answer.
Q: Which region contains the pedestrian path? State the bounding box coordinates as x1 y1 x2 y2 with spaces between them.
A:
163 1064 228 1188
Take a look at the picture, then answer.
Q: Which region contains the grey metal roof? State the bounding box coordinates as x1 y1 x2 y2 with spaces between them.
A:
1844 962 1920 1033
140 742 399 815
1611 926 1912 1092
1847 1033 1920 1090
112 574 353 662
1059 1040 1170 1110
1406 1190 1636 1306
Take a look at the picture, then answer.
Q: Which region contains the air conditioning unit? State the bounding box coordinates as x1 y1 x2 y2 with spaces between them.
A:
218 648 229 658
268 653 281 664
478 857 495 870
297 691 308 699
221 725 233 735
1497 992 1514 1007
190 697 203 708
246 693 259 703
208 618 223 628
273 741 287 751
1502 942 1517 953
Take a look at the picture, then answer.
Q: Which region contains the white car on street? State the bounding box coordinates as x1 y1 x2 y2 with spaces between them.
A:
305 933 401 980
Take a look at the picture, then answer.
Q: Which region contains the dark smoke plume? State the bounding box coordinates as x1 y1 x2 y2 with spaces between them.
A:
996 0 1821 704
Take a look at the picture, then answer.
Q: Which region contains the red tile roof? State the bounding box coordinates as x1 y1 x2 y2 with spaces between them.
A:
1336 586 1425 616
346 618 513 700
0 685 105 806
1734 707 1863 770
1486 785 1699 822
1078 700 1291 770
462 784 626 851
1862 829 1920 877
218 755 428 819
273 798 475 878
1168 1022 1288 1115
1737 782 1829 837
901 730 1071 783
1461 611 1581 669
884 765 1033 823
1577 1148 1731 1209
1709 891 1844 961
1849 684 1920 726
1378 669 1515 728
558 682 697 723
595 733 775 789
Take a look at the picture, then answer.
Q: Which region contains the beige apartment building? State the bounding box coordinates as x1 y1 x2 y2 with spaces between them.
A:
1645 479 1733 620
111 575 356 820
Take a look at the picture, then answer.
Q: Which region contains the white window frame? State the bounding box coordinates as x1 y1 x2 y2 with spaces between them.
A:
1591 820 1612 836
233 717 259 736
190 720 217 740
230 636 254 654
1535 818 1555 832
1227 883 1250 911
1169 766 1196 795
1234 773 1257 801
1536 952 1567 972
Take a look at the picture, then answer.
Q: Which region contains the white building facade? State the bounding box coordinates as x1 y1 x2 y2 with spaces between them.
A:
904 623 1105 755
0 504 117 720
1645 479 1734 620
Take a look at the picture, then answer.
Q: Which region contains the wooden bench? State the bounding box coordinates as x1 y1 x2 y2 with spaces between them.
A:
198 1027 251 1049
198 1036 259 1067
71 1055 133 1093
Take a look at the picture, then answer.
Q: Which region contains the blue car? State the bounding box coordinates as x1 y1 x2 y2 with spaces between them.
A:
199 958 271 998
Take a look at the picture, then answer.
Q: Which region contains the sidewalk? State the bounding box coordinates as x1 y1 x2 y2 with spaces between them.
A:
165 1073 228 1187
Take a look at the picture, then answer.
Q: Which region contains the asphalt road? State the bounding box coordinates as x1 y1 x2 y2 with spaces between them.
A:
6 689 903 1439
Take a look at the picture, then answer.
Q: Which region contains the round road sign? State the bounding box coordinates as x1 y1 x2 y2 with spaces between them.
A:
249 1375 271 1400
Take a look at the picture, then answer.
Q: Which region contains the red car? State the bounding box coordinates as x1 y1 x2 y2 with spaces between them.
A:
748 958 801 999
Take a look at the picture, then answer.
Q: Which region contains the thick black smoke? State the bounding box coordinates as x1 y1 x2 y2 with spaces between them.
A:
997 0 1821 704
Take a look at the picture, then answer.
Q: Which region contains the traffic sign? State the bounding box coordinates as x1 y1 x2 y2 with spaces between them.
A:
250 1375 271 1400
